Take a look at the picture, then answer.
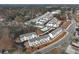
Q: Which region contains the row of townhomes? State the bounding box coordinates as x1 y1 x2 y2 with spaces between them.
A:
15 10 76 54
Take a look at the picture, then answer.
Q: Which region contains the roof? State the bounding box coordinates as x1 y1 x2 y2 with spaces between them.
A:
40 27 49 32
28 27 63 47
19 32 38 42
24 11 54 29
28 34 50 46
46 17 58 26
50 27 62 35
51 10 61 15
40 17 59 32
